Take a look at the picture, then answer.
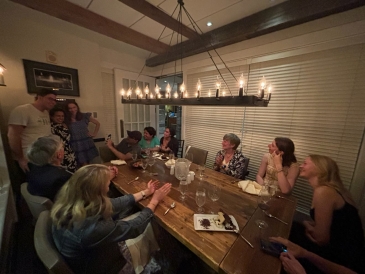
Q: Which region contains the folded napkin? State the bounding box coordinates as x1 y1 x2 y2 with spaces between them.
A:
238 180 262 195
165 159 175 166
110 160 127 165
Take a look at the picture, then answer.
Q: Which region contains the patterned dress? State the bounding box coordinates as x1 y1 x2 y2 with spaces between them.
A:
213 150 246 179
263 153 299 187
51 122 77 173
68 113 99 165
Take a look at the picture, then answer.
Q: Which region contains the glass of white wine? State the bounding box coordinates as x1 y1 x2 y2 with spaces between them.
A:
179 180 188 201
255 185 271 229
196 187 206 213
141 159 148 173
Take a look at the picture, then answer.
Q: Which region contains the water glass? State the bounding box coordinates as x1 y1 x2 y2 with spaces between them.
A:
131 151 138 161
141 159 148 173
258 185 271 211
169 152 175 160
198 165 205 180
185 152 194 167
196 187 206 213
268 185 278 197
179 180 188 201
208 184 221 202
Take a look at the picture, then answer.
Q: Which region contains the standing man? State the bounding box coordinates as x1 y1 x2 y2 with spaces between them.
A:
106 130 142 160
8 89 57 173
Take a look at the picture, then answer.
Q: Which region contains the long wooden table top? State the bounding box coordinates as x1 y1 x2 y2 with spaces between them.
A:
108 158 296 273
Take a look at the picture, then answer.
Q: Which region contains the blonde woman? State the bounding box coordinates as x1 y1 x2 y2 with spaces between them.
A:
293 155 364 273
51 164 171 273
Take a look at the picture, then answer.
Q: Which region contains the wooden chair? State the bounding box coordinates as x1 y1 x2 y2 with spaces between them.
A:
177 139 184 158
185 145 208 166
99 145 117 163
34 210 74 274
21 183 54 221
241 157 250 180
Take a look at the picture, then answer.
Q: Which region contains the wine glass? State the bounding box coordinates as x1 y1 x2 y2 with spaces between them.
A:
141 159 148 173
208 184 221 214
179 180 188 201
255 185 271 229
131 151 138 162
198 165 205 180
185 152 193 169
196 187 206 213
148 156 155 175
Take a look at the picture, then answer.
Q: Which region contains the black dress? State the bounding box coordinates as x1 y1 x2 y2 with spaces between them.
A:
160 137 179 157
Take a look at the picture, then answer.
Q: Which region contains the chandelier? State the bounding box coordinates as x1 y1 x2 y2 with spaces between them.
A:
121 0 272 107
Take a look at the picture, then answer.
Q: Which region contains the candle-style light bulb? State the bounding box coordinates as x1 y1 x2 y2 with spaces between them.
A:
135 87 141 99
144 85 149 99
166 83 171 99
174 92 178 98
158 93 161 99
155 84 159 94
222 89 226 97
120 88 125 99
197 79 201 98
208 89 211 97
258 76 266 99
239 73 244 96
180 82 185 98
215 76 221 98
267 85 272 100
127 88 132 100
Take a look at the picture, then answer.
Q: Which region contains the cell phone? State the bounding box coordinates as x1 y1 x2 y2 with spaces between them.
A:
260 239 287 257
106 134 111 140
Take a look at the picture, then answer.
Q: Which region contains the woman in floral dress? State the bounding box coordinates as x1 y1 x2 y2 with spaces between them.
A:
50 107 77 172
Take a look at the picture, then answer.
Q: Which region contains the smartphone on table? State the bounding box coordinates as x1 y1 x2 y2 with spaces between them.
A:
260 239 287 257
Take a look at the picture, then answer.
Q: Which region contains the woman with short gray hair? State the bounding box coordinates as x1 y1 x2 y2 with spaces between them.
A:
213 133 246 179
26 135 72 201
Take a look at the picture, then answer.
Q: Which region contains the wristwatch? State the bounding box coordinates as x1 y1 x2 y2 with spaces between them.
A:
141 190 146 199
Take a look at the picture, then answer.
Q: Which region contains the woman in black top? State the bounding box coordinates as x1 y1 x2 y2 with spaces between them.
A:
159 127 179 157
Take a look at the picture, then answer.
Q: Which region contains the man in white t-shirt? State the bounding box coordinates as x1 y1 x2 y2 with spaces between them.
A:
8 89 57 172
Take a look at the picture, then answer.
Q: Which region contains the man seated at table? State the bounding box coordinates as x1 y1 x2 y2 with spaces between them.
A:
26 135 72 201
106 130 142 160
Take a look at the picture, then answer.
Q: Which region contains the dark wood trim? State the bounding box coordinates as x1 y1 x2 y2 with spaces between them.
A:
118 0 198 39
146 0 365 67
10 0 170 54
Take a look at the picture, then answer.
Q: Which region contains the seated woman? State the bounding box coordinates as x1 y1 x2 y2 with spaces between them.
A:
291 155 364 273
26 135 72 201
139 126 160 152
51 164 171 274
213 133 246 179
50 107 77 173
256 137 299 194
159 127 179 157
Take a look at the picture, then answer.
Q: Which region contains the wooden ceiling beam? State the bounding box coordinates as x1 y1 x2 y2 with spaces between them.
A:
119 0 198 39
146 0 365 67
11 0 170 54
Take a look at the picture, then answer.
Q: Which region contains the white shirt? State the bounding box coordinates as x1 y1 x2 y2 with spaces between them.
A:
8 104 51 157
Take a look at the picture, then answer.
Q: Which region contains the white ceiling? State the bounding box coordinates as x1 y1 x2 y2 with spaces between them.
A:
67 0 287 46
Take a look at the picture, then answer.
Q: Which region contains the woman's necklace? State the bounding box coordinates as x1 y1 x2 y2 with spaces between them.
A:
224 151 234 162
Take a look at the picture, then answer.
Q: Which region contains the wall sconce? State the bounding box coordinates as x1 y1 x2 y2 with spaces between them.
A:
0 63 6 86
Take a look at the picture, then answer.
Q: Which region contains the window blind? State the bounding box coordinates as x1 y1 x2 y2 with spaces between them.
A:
184 44 365 213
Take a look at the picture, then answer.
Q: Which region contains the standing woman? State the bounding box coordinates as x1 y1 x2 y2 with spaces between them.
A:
50 107 77 172
213 133 246 179
66 101 99 166
294 155 364 273
159 127 179 156
256 137 299 194
139 126 160 152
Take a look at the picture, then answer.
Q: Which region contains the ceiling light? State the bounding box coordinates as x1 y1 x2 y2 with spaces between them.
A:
207 22 212 27
121 0 272 107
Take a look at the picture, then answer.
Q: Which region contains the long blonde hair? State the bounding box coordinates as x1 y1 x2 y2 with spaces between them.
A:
309 154 356 206
51 164 113 229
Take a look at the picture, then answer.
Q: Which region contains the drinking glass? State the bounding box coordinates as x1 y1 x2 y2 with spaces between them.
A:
255 185 271 229
148 156 155 174
131 151 138 162
208 184 221 202
168 152 175 160
175 160 189 181
196 187 206 213
141 159 148 173
185 152 194 168
198 165 205 180
268 184 278 197
179 180 188 201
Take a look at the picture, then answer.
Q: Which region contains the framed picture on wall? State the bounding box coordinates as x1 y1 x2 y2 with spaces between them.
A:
23 59 80 96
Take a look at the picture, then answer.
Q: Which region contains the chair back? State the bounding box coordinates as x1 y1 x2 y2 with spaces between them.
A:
99 145 117 163
21 183 54 220
241 157 250 179
34 210 74 274
185 146 208 166
177 139 185 158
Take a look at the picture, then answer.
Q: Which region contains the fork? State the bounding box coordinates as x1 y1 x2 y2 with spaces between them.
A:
164 202 176 215
234 229 254 248
263 211 288 225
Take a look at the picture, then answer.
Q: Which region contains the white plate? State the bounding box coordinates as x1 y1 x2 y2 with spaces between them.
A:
193 214 239 232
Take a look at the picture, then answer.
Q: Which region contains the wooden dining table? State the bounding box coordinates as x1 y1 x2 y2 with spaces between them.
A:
108 157 297 274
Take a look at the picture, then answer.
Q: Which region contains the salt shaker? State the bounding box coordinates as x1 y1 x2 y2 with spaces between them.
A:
170 165 175 175
187 173 191 184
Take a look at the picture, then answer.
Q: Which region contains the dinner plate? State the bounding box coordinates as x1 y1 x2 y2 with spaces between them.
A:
193 214 239 232
130 161 143 169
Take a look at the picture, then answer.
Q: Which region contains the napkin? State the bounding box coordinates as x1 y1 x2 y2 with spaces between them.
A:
238 180 262 195
165 159 175 166
110 160 127 165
